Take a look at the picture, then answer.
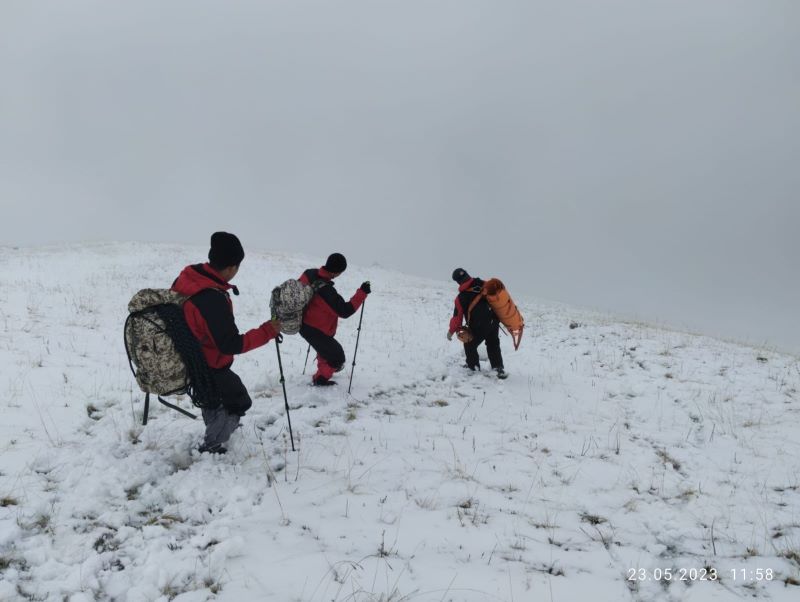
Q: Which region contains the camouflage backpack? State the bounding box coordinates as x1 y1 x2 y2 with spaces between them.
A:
124 289 217 424
269 278 329 335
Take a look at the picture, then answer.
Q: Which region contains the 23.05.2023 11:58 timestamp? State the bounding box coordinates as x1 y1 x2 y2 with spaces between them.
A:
627 567 775 582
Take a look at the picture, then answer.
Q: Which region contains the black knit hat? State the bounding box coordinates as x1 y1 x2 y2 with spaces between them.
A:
324 252 347 274
208 232 245 268
452 268 470 284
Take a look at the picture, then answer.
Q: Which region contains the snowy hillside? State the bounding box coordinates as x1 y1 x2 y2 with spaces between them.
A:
1 243 799 602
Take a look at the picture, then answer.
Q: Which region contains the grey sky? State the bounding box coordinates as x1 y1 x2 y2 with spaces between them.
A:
2 0 799 351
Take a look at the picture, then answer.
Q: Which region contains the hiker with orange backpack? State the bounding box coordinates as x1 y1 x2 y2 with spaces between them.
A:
447 268 524 379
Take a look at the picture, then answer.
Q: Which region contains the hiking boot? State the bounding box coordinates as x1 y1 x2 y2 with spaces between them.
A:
198 443 228 454
462 364 478 372
313 376 337 386
496 368 508 380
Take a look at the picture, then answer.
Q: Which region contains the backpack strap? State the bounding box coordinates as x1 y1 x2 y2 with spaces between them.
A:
465 284 486 326
311 279 330 293
305 269 331 293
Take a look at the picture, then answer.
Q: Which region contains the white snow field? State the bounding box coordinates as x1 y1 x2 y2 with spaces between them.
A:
0 243 798 602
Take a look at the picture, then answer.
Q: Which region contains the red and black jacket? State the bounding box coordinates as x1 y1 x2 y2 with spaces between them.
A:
449 277 493 334
172 263 278 369
299 267 367 336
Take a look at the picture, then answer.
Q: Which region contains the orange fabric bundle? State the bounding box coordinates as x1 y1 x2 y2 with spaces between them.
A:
456 327 473 343
483 278 524 349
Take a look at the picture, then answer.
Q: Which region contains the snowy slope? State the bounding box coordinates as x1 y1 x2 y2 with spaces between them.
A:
0 243 799 602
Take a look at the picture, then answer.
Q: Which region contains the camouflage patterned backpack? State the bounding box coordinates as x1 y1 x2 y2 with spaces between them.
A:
269 278 329 335
124 289 217 424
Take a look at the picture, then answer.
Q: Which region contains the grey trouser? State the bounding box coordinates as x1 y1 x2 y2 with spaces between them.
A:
201 368 252 447
201 406 241 448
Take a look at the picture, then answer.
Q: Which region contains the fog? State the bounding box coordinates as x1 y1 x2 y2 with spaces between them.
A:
2 0 798 351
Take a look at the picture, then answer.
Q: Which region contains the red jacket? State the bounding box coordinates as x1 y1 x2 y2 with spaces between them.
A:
449 278 472 334
299 267 366 336
172 263 278 369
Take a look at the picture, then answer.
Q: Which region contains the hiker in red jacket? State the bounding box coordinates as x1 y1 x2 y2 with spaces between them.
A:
172 232 281 453
299 253 370 386
447 268 507 379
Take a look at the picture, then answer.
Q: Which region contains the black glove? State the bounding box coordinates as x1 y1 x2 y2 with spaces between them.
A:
360 281 371 294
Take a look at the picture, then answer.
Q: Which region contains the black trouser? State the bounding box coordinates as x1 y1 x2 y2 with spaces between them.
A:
211 367 252 416
299 324 345 371
464 319 503 370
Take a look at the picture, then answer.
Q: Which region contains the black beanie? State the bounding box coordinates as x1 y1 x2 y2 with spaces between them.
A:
208 232 245 268
324 253 347 273
452 268 470 284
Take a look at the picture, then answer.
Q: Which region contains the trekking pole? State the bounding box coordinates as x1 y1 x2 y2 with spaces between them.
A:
302 343 311 375
347 301 366 394
274 335 296 451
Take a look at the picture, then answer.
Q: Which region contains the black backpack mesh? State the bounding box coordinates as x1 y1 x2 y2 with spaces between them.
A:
149 304 219 409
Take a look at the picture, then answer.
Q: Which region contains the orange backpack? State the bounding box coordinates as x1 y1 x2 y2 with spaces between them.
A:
466 278 525 350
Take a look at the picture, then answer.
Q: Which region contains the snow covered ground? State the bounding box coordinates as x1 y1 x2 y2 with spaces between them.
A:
0 242 798 602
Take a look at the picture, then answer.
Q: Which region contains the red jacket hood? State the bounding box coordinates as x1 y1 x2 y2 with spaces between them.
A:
318 267 335 281
172 263 236 297
458 278 475 292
